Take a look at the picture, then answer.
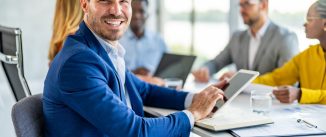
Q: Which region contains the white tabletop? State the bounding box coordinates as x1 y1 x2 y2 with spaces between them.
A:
144 77 326 137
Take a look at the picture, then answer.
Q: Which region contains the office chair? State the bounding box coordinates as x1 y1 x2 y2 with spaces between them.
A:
11 94 44 137
0 25 31 101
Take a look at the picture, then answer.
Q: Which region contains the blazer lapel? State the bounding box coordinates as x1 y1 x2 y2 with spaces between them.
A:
252 22 275 70
77 22 113 65
125 73 144 116
77 21 127 104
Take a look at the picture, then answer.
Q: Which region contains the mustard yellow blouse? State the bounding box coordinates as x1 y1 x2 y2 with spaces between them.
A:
254 44 326 104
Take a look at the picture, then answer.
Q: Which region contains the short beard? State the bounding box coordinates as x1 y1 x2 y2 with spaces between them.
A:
87 12 123 41
245 15 260 27
243 9 261 27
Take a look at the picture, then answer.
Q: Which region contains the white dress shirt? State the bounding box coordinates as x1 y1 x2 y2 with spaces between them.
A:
248 20 270 70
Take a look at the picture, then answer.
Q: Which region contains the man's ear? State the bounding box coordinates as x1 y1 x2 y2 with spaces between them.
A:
260 0 268 11
80 0 89 13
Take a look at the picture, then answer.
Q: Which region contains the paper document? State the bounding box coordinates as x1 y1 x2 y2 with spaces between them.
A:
231 118 326 137
270 105 326 119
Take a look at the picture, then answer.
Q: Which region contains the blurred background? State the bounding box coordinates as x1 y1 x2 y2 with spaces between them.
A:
0 0 317 136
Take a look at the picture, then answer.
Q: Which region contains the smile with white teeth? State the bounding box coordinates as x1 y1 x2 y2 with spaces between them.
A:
105 20 122 26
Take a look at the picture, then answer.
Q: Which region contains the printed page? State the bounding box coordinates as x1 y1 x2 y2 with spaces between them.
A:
232 118 326 137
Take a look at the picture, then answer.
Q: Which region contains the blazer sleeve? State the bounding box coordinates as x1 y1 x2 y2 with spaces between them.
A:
58 51 191 137
276 31 299 67
126 71 189 110
300 88 326 104
253 55 300 86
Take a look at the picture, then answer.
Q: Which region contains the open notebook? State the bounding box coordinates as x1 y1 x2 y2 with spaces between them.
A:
195 107 273 131
195 70 273 131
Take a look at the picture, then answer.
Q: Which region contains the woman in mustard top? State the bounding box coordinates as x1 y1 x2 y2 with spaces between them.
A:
254 0 326 104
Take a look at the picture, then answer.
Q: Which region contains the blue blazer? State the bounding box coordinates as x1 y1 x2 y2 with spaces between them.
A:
43 21 191 137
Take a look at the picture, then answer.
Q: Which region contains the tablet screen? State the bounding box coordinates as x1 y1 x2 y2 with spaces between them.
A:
214 70 259 114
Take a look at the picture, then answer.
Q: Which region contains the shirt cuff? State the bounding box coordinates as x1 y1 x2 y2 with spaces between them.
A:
184 93 195 108
182 110 195 129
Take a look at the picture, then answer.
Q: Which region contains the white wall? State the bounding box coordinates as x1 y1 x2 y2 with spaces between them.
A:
0 0 55 81
144 0 160 32
0 0 55 136
229 0 244 35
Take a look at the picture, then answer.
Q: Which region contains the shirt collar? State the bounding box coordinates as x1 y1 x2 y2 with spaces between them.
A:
91 30 126 58
248 19 270 39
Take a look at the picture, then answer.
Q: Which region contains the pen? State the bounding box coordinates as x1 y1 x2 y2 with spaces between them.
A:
297 119 318 128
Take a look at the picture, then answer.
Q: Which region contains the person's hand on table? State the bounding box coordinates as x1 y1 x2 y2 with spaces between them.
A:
133 67 150 76
273 85 301 103
192 67 210 83
136 75 165 86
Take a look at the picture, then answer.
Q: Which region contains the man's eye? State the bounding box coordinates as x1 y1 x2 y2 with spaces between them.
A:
120 0 129 4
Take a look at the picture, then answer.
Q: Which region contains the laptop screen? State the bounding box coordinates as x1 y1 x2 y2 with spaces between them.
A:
153 53 196 87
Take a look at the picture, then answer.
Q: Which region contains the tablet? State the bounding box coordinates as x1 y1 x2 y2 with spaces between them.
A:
213 69 259 117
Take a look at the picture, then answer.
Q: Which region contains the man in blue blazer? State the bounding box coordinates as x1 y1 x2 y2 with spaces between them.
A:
43 0 226 137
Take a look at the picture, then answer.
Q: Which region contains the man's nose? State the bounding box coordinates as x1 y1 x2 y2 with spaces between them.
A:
109 2 122 16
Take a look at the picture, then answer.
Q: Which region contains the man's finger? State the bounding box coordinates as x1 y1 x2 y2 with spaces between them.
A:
218 73 227 81
210 90 222 99
209 93 223 104
212 79 228 89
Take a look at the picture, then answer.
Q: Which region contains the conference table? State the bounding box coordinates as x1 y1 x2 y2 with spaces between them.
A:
144 77 326 137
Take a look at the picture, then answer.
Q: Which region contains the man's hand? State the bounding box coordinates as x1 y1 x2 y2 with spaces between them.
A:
273 86 301 103
192 67 210 83
136 75 165 86
219 71 236 81
188 80 227 121
133 67 150 76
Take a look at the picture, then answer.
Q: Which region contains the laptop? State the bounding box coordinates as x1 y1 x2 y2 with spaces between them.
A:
195 70 273 131
153 53 196 87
